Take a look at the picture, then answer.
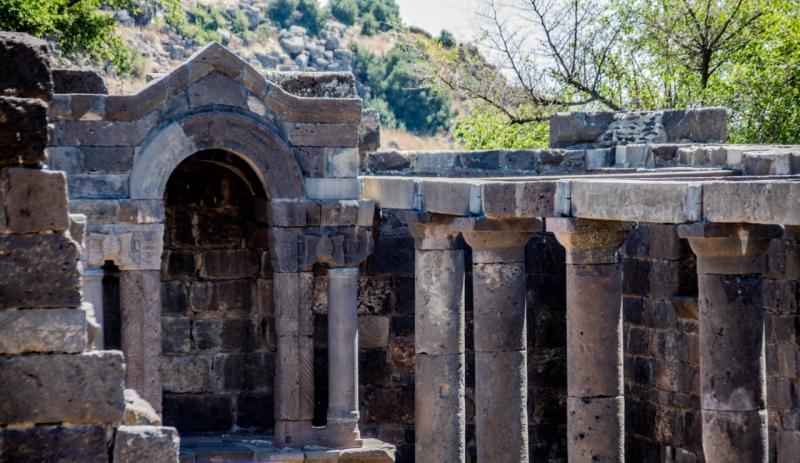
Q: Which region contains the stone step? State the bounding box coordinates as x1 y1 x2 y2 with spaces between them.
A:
179 435 395 463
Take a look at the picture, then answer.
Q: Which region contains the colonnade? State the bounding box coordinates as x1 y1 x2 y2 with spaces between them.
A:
405 213 782 463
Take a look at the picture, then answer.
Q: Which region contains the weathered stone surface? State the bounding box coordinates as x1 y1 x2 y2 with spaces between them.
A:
0 351 125 425
189 279 253 313
701 410 767 463
0 233 81 309
113 425 180 463
359 108 381 152
160 355 213 393
122 388 162 426
481 181 557 219
703 180 800 226
162 393 233 433
52 69 108 94
358 315 390 349
414 249 465 355
286 122 359 147
0 308 86 354
305 178 360 200
67 173 129 199
415 353 465 463
0 425 108 463
0 32 52 100
1 167 69 233
0 97 48 166
199 249 259 279
569 179 701 223
567 396 624 461
275 335 315 421
274 272 314 336
662 108 728 143
549 111 615 148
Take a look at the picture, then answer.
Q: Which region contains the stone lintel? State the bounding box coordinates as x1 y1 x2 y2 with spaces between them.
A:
677 223 783 274
547 218 632 265
458 217 542 264
85 223 164 271
402 212 462 250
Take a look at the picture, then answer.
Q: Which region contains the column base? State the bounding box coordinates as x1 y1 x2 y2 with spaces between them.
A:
702 409 768 463
567 396 624 462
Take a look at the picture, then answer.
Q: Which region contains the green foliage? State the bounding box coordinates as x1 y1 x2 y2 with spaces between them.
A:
0 0 139 75
267 0 329 36
360 12 377 36
329 0 358 25
357 0 399 32
438 29 455 49
352 43 453 134
453 105 549 150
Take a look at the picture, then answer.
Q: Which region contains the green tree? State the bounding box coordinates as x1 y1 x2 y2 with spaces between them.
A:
329 0 358 25
357 0 400 32
267 0 329 35
0 0 139 75
454 104 549 150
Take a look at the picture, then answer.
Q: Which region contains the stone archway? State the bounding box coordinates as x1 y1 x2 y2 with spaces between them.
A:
159 149 275 434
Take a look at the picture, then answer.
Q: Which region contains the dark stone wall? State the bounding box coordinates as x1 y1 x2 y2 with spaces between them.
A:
160 150 275 434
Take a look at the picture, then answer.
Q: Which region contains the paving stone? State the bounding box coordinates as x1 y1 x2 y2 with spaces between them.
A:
0 233 81 309
0 351 125 425
0 425 108 463
0 97 48 166
0 167 69 233
113 425 180 463
0 308 86 354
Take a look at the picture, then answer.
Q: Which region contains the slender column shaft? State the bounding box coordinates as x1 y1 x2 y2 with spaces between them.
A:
678 223 781 463
410 219 465 463
119 270 162 414
461 218 539 463
327 267 360 424
82 267 104 349
549 218 629 463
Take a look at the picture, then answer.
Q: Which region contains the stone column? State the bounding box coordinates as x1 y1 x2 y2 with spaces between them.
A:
460 218 540 463
677 223 782 463
548 218 630 463
325 267 362 447
82 266 105 349
120 270 162 414
408 215 466 463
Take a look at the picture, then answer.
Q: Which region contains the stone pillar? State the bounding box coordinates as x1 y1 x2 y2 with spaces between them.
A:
325 267 362 447
459 218 540 463
678 223 782 463
120 270 162 414
408 216 466 463
548 218 630 463
82 267 104 349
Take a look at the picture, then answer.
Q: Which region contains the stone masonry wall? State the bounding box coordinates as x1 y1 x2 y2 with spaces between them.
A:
0 32 178 463
160 151 275 434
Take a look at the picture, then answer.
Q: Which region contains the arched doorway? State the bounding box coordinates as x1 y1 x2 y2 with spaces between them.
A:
159 149 275 434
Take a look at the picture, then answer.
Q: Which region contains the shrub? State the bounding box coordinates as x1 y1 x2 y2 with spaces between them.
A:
330 0 358 25
267 0 329 35
360 12 377 36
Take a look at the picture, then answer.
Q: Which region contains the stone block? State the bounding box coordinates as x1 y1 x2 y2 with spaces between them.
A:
113 425 180 463
274 272 314 337
163 393 234 433
52 69 108 94
358 316 391 349
297 147 326 177
662 108 728 143
237 392 275 429
0 97 48 167
361 347 393 385
0 233 81 309
163 251 196 280
364 151 412 175
162 317 191 353
549 111 614 148
326 147 359 177
200 249 259 279
270 199 319 227
415 353 465 459
189 280 253 313
320 200 360 226
197 319 256 352
269 227 301 272
287 122 359 147
361 177 416 210
1 168 69 233
701 410 766 462
117 199 164 223
123 388 161 426
162 281 189 314
569 179 701 223
0 351 125 425
305 178 360 200
160 355 213 393
0 308 86 354
415 249 465 356
473 262 527 352
481 181 557 219
275 335 315 421
67 173 129 200
567 396 624 462
0 425 108 463
419 180 477 216
359 108 381 152
0 32 52 100
703 181 800 226
69 198 120 222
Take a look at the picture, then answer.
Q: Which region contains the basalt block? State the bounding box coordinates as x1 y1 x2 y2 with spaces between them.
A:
113 425 180 463
52 69 108 94
0 308 86 354
0 97 48 167
0 167 69 233
0 233 81 309
0 425 109 463
0 32 52 100
0 351 125 425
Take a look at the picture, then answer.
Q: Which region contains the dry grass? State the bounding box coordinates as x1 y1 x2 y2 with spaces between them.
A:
381 128 458 150
345 30 398 56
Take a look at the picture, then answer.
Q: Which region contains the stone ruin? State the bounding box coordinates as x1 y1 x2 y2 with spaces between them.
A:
1 32 800 463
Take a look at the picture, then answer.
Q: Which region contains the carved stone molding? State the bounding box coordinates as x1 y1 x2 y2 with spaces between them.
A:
85 223 164 271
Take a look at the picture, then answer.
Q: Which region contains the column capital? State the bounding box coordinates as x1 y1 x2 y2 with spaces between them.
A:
458 217 542 264
401 212 461 250
547 218 632 265
677 223 782 274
